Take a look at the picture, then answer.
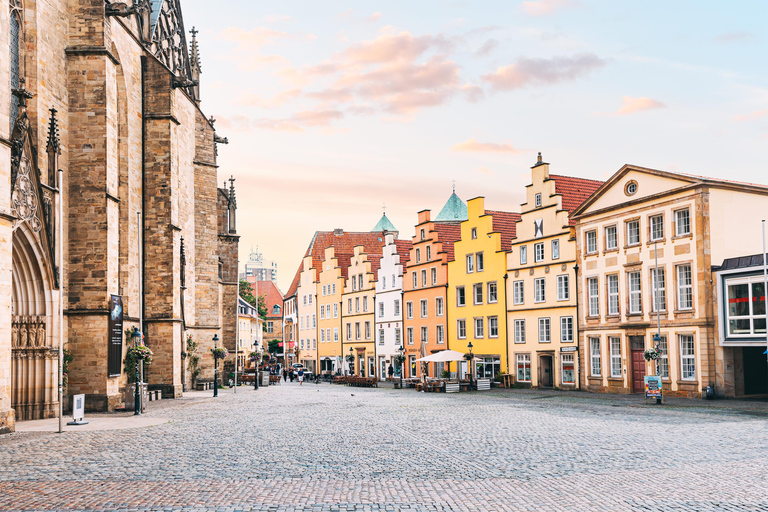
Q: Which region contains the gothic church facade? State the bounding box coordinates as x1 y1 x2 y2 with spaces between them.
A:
0 0 238 433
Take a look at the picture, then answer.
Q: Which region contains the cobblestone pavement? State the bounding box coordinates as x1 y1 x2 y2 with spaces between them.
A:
2 382 768 512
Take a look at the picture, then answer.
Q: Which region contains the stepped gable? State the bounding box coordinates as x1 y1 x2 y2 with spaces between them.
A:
310 231 388 280
395 240 413 265
369 253 383 281
550 174 604 225
433 222 462 262
257 281 284 318
486 210 522 251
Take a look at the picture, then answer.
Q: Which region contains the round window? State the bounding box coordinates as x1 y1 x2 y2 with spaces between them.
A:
625 180 638 196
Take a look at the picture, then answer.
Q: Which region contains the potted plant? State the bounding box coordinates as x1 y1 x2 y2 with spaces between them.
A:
345 353 355 364
463 352 472 361
211 347 229 360
393 354 405 365
441 370 451 379
643 347 662 361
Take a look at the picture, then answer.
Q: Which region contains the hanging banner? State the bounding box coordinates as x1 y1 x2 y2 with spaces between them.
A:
108 295 124 376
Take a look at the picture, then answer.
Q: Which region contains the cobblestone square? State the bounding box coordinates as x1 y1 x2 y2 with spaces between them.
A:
2 383 768 512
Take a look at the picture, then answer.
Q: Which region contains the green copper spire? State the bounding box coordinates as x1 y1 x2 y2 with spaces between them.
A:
435 191 468 222
372 212 397 232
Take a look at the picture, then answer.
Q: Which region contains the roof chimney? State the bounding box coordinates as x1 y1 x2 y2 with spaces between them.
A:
333 228 344 236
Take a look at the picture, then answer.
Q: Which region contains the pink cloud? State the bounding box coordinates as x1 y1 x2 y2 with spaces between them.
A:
264 14 291 23
253 109 345 132
347 105 376 116
367 12 382 22
475 39 499 57
340 30 454 64
610 96 666 116
732 108 768 122
521 0 575 16
461 84 484 103
305 88 355 103
482 53 605 90
451 138 519 153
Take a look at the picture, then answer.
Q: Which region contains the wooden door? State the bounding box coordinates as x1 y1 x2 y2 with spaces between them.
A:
539 355 553 388
631 349 646 393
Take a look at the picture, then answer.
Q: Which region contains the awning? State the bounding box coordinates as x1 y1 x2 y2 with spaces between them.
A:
416 349 466 362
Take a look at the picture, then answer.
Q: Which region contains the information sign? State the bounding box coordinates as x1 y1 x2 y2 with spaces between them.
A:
644 375 663 402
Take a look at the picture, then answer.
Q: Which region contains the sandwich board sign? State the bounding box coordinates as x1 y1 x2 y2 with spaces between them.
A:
67 394 89 425
644 376 663 404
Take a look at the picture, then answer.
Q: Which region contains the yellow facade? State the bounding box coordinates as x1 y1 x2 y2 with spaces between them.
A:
447 198 514 379
341 246 377 377
296 256 317 369
507 158 590 389
317 247 344 374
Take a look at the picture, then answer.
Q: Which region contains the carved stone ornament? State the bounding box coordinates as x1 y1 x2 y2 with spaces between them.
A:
10 108 43 233
150 0 192 80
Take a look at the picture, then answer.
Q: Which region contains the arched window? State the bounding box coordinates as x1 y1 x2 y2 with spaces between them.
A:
9 0 23 127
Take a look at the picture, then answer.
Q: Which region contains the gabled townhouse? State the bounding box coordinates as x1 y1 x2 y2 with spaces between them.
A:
375 233 412 380
572 164 768 398
318 246 345 374
257 281 285 365
282 266 300 365
341 245 384 377
403 192 465 378
507 155 603 389
295 254 317 370
447 197 520 380
238 296 262 371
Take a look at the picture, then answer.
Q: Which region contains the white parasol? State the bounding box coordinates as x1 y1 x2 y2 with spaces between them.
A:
416 349 466 362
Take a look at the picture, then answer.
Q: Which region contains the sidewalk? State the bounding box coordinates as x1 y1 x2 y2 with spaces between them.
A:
15 413 169 432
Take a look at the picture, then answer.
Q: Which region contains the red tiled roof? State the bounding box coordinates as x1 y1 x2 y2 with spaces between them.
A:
550 174 604 225
307 231 388 281
486 210 522 251
433 222 462 262
369 253 383 281
395 240 413 266
285 261 303 298
257 281 284 319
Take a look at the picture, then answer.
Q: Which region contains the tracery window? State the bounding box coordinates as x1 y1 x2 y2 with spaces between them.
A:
10 0 23 128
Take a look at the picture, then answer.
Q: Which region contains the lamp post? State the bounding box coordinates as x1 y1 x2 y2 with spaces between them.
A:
253 341 259 391
349 347 354 375
132 327 142 415
467 341 474 391
398 344 405 388
212 333 219 397
653 241 662 405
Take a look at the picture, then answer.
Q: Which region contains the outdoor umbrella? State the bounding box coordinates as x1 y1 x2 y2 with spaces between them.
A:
415 349 465 362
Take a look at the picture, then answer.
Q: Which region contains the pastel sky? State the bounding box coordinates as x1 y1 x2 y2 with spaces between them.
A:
182 0 768 293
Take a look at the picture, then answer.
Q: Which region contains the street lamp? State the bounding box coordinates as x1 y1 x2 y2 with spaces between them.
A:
253 341 259 391
467 341 474 391
131 327 142 415
212 333 220 397
398 344 405 388
652 333 662 404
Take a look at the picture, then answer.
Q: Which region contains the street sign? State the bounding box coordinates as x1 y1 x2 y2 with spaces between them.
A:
67 394 89 426
644 376 663 403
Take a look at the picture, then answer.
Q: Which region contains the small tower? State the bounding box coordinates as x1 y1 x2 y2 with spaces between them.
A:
228 175 237 234
372 204 398 234
189 27 201 103
435 184 468 222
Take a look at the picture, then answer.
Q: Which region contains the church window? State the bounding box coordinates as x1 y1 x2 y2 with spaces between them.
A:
10 1 22 128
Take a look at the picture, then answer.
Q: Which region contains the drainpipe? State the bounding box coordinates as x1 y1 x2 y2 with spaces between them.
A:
573 264 580 390
503 273 509 379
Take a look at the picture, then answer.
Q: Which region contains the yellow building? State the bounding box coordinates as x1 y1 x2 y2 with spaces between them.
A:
341 245 381 377
317 246 344 374
295 255 318 370
447 198 520 380
507 154 603 389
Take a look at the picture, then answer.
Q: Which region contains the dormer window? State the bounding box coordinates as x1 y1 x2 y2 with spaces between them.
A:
420 228 425 240
535 193 542 208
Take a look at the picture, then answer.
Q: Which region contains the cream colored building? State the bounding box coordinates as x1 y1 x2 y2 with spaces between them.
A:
507 155 602 389
238 297 262 369
572 165 768 398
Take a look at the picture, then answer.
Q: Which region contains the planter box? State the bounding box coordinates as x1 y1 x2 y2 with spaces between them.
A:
124 383 147 412
476 378 491 391
445 383 459 393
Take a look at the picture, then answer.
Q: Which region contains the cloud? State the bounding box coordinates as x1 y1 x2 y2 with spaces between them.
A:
521 0 575 16
732 108 768 122
714 32 755 43
475 39 499 57
347 105 377 116
610 96 666 116
473 166 495 176
367 12 382 22
306 88 355 104
240 88 302 108
482 53 605 91
264 14 291 23
340 30 454 65
253 109 345 132
220 27 291 49
451 138 519 153
461 84 484 103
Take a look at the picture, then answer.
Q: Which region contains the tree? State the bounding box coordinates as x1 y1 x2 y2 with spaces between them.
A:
239 279 257 308
268 339 281 354
257 294 267 321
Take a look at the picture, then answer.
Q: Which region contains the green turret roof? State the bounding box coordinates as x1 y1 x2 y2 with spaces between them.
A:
372 213 397 232
435 192 468 222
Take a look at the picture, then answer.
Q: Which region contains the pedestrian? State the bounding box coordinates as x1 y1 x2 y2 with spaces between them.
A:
283 368 287 382
298 368 304 386
289 370 294 382
388 364 394 380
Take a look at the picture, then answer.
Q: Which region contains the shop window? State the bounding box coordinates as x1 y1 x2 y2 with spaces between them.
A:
517 354 531 382
561 354 575 384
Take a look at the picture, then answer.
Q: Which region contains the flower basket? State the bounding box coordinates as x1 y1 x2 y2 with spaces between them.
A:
463 352 473 361
127 345 153 365
211 347 229 360
248 350 261 362
345 354 355 364
393 354 406 365
643 347 662 361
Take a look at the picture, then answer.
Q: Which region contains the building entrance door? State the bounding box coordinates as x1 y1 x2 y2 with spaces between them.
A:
743 347 768 395
379 356 386 381
539 355 553 388
630 336 646 393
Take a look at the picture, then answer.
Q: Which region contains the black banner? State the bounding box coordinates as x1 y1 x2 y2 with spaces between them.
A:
108 295 124 376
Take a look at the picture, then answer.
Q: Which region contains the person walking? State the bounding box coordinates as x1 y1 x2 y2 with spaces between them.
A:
298 368 304 386
388 364 394 381
282 368 287 382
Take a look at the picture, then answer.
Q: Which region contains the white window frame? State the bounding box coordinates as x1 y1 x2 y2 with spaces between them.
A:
609 336 622 377
607 274 619 315
513 281 524 305
651 267 666 312
487 282 498 304
514 319 525 343
676 264 693 310
675 208 691 236
466 254 474 273
516 354 531 382
680 334 696 380
456 286 466 307
476 252 484 272
407 327 414 345
588 277 599 317
586 230 597 254
473 283 483 305
420 299 428 318
628 272 641 314
590 337 601 377
474 318 484 338
394 299 400 317
412 272 417 288
534 242 544 262
560 316 573 343
557 274 569 301
561 353 575 384
421 269 427 287
626 220 640 246
551 239 560 259
534 278 545 303
333 303 338 318
379 329 385 345
379 302 384 318
520 245 527 265
535 193 542 207
658 335 669 379
435 297 444 316
436 325 444 344
650 214 664 241
725 276 768 337
415 248 421 263
431 267 437 285
457 319 466 339
538 318 550 343
605 225 617 250
488 316 498 338
406 301 413 320
420 326 428 343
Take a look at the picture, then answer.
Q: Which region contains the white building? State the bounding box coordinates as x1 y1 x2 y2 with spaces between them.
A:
241 246 278 284
238 297 263 370
374 233 412 380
